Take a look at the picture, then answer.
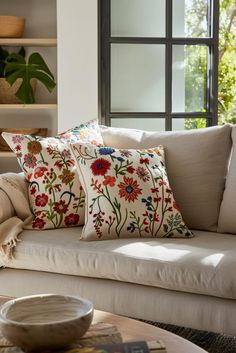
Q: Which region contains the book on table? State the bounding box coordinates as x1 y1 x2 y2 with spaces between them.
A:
0 322 166 353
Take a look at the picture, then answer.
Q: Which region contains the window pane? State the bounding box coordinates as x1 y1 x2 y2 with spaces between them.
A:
172 45 208 112
172 118 207 130
173 0 210 37
111 0 165 37
111 44 165 112
111 118 165 131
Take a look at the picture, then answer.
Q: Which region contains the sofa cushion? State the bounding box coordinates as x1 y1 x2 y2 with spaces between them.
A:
7 228 236 300
2 119 104 230
218 125 236 233
100 125 232 231
70 143 192 240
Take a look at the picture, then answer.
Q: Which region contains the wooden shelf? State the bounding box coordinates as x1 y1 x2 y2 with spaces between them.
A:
0 152 15 158
0 104 57 110
0 38 57 47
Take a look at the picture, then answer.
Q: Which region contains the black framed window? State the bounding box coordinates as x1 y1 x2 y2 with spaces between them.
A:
99 0 219 131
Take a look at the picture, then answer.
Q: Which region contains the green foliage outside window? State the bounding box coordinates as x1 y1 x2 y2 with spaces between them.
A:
184 0 236 129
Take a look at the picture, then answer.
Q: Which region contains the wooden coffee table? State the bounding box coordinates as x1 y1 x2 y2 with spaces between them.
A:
0 296 207 353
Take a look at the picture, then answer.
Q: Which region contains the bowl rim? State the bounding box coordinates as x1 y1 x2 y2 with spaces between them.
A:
0 294 94 327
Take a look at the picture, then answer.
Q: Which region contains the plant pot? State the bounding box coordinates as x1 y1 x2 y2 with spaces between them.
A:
0 16 25 38
0 78 37 104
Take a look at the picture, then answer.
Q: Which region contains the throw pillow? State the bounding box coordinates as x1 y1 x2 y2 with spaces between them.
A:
2 119 104 230
70 143 192 240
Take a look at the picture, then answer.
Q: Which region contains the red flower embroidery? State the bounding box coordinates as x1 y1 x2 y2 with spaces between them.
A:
34 166 48 179
166 188 173 194
159 180 167 186
35 193 48 207
140 158 149 165
32 217 46 229
15 145 21 152
65 213 80 226
118 177 142 202
165 197 171 204
53 200 69 214
30 185 36 195
103 175 116 187
127 166 135 174
173 201 180 211
151 187 159 193
91 158 111 176
24 153 37 168
136 166 150 181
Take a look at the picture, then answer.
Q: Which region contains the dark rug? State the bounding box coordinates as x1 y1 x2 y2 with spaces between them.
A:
138 319 236 353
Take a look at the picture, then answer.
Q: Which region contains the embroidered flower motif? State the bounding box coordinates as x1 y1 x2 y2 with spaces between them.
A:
99 147 115 155
136 166 150 182
59 169 75 185
65 213 80 226
91 158 111 176
103 175 116 187
24 153 37 168
53 200 69 214
140 158 149 165
35 193 48 207
15 145 21 152
61 149 72 159
30 185 37 195
120 150 132 157
32 217 46 229
34 166 48 179
118 176 142 202
127 166 135 174
12 135 24 144
27 141 42 154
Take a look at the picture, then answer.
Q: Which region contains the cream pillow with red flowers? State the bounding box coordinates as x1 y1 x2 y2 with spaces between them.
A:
2 119 104 230
70 143 192 240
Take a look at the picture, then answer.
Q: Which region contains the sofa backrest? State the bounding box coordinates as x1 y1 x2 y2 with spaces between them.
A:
100 124 232 231
218 125 236 234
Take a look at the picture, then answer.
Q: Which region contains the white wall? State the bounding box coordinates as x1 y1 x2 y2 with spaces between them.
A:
57 0 98 133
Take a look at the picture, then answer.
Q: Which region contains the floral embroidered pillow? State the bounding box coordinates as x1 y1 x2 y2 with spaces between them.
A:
2 120 104 230
70 143 193 240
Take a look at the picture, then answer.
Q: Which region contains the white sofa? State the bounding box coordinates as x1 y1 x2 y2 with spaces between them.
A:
1 124 236 336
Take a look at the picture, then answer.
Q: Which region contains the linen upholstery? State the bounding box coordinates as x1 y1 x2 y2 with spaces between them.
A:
100 125 232 231
1 268 236 335
7 227 236 300
218 125 236 233
70 143 191 240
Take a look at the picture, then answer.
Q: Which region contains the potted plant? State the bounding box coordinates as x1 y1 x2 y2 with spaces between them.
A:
0 46 56 104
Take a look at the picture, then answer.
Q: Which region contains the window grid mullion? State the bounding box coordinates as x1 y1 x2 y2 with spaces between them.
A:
101 0 218 129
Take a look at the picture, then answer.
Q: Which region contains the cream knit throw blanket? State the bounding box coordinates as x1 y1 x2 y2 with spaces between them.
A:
0 173 33 266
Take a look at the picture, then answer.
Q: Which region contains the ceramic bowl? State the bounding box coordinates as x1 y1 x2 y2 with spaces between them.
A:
0 16 25 38
0 294 94 351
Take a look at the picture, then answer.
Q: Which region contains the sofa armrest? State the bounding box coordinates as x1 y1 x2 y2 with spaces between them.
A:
0 189 15 224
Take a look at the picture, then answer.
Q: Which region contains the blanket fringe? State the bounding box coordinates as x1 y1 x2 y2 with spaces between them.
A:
0 217 23 267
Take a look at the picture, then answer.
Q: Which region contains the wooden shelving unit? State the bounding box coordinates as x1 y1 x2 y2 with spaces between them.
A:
0 104 57 110
0 38 57 47
0 0 57 172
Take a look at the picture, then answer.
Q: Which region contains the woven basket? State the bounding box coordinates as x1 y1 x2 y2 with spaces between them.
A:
0 16 25 38
0 78 37 104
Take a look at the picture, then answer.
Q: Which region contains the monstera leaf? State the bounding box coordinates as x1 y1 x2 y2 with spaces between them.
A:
4 52 56 104
0 46 25 78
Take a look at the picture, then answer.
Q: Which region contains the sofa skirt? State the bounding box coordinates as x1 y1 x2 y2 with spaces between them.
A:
0 268 235 336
